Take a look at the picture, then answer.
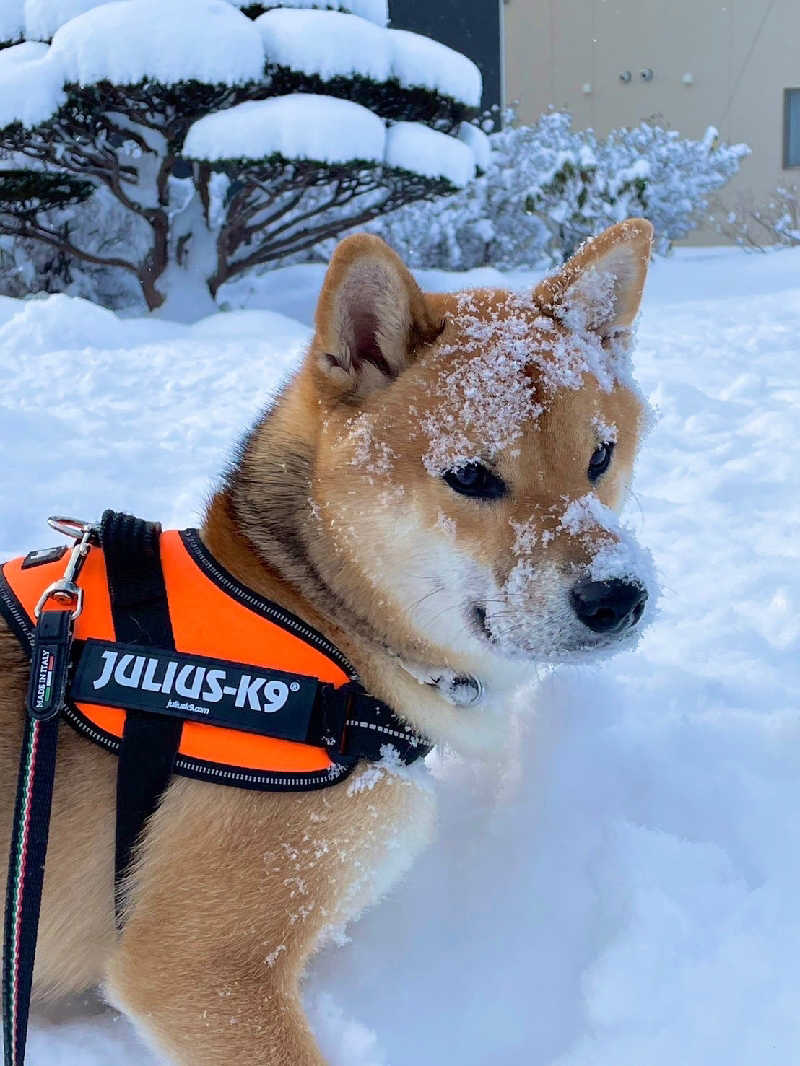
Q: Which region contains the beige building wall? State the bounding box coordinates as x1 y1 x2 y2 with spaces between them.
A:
504 0 800 241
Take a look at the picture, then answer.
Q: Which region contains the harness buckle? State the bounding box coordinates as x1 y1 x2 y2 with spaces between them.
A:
318 681 358 757
33 518 100 620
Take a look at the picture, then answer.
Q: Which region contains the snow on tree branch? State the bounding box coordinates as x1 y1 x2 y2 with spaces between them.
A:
183 95 387 165
0 0 390 47
255 11 482 108
385 123 476 187
0 0 481 313
0 0 24 47
51 0 266 87
183 97 476 188
0 42 65 127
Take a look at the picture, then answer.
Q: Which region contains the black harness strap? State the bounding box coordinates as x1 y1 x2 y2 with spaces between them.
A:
99 511 182 918
316 684 429 766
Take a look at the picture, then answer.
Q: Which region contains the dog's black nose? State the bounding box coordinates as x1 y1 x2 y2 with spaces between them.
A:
570 579 647 634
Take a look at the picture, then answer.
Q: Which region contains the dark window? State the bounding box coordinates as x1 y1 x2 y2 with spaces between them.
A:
389 0 503 117
784 89 800 168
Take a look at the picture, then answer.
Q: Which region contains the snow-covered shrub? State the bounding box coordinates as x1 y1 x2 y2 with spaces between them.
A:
0 0 482 312
712 185 800 251
371 112 749 269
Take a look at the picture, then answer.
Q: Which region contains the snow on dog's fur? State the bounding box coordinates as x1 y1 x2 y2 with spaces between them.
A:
0 220 654 1066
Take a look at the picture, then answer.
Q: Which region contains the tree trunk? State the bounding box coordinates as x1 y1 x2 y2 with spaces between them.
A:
139 271 166 311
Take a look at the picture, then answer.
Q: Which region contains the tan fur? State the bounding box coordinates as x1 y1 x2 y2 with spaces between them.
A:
0 220 653 1064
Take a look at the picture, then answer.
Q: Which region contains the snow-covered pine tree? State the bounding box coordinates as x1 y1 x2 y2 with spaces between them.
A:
0 0 483 313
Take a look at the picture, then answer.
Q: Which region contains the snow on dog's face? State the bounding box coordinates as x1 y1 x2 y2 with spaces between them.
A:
309 222 654 684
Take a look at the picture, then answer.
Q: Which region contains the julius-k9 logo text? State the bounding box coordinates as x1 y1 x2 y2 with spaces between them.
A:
92 648 300 715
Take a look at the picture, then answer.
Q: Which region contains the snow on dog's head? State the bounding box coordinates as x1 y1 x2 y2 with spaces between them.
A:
282 222 654 693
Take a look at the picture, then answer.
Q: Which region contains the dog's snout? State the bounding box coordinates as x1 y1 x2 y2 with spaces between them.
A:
570 578 647 634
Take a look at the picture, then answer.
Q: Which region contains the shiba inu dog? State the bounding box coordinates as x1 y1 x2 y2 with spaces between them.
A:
0 218 654 1065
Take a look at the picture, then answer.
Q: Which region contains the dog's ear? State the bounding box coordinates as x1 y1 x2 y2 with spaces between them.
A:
312 234 442 399
535 219 653 338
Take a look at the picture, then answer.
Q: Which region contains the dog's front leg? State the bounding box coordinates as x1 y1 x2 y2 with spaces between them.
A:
109 946 327 1066
106 770 435 1065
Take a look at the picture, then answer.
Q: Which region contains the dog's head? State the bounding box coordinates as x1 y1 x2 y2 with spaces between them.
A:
235 221 655 716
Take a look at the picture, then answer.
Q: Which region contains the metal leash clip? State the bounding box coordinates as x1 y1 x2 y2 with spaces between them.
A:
33 516 101 621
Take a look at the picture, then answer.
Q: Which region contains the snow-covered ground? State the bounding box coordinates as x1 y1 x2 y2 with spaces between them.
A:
2 245 800 1064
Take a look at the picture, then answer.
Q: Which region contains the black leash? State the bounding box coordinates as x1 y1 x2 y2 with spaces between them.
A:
2 522 96 1066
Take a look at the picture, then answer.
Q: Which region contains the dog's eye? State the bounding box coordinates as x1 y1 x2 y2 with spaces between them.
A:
443 462 507 500
588 443 615 482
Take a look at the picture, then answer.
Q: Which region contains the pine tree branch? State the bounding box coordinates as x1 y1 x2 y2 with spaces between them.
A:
223 194 388 280
211 173 319 287
103 122 153 157
195 162 212 225
211 167 448 293
0 216 140 275
239 179 331 239
10 141 145 217
242 179 362 245
240 187 307 231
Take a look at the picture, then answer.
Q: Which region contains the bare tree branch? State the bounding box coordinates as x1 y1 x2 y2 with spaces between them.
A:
0 217 140 274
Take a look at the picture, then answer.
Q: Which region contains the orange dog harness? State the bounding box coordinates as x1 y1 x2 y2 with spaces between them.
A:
0 512 429 1066
0 517 428 791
